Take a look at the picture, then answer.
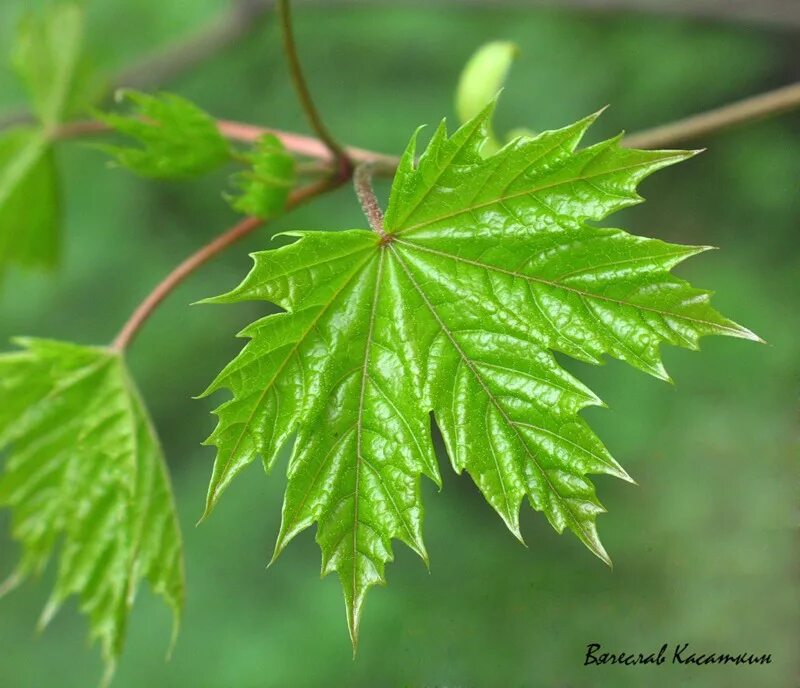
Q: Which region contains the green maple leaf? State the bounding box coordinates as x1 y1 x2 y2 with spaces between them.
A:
0 2 92 274
0 339 184 685
200 105 758 647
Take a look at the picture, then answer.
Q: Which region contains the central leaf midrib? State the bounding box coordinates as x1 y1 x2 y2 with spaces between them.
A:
351 248 383 628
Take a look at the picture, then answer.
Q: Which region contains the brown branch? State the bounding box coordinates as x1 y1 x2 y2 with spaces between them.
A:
215 120 398 167
53 78 800 162
51 120 109 140
49 117 398 167
111 175 345 351
47 78 800 353
106 76 800 349
623 81 800 149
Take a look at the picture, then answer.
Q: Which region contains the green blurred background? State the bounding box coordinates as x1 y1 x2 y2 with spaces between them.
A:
0 1 797 686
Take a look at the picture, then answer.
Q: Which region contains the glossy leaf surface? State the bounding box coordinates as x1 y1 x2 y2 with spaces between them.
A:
202 106 758 646
0 339 184 685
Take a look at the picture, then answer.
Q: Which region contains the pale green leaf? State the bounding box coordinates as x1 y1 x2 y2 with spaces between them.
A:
455 40 518 154
0 339 184 685
97 91 231 178
226 134 296 219
13 2 90 127
0 128 59 271
0 2 91 274
201 105 758 647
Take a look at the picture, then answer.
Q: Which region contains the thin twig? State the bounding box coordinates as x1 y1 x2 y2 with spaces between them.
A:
60 76 800 351
111 175 346 351
51 120 109 140
51 78 800 162
215 120 397 167
354 163 388 240
276 0 350 173
49 117 399 168
623 82 800 149
111 216 262 351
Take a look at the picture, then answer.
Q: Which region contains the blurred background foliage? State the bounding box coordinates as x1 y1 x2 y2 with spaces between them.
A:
0 1 797 686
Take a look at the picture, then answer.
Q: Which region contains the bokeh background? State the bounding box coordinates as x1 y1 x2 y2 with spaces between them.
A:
0 1 797 686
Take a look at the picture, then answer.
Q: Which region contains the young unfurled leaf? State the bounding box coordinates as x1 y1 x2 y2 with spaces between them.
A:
98 91 231 178
13 2 91 127
456 41 518 154
200 105 758 647
0 3 93 275
0 128 59 271
0 339 184 686
226 134 295 219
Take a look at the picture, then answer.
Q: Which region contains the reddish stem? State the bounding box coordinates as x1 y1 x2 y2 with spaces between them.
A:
51 117 398 168
111 177 344 351
51 120 109 140
216 119 397 167
623 81 800 149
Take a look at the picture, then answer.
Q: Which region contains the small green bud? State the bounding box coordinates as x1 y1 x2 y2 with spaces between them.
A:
455 41 519 125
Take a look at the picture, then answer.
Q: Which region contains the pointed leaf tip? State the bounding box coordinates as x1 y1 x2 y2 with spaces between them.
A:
585 532 613 568
736 324 766 344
